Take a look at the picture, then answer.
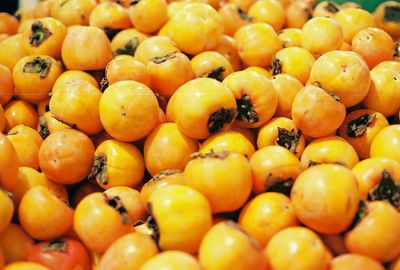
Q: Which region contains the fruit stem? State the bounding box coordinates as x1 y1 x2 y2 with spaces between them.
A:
29 20 52 47
23 57 51 79
88 154 108 185
207 67 225 82
236 94 259 123
208 108 236 134
40 239 67 252
346 113 375 138
276 127 301 154
113 37 139 56
367 169 400 209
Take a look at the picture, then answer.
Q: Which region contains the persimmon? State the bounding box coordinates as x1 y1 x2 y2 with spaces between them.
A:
291 164 360 234
199 221 267 270
272 47 314 85
34 0 54 18
238 192 297 247
0 105 4 132
50 0 97 26
374 1 400 39
335 8 375 43
320 234 348 256
37 97 50 116
248 0 285 31
300 136 359 169
52 70 99 92
89 139 145 189
265 227 331 270
4 262 50 270
250 145 302 194
141 185 212 254
301 17 343 58
345 201 400 262
312 1 340 18
218 4 251 37
330 254 385 270
134 36 179 65
285 1 312 29
144 123 199 176
74 192 132 253
39 129 95 185
199 130 255 158
257 117 306 158
106 55 150 86
212 35 242 71
167 78 237 139
363 67 400 117
111 28 148 56
7 128 41 169
184 151 252 213
4 100 38 134
99 232 158 270
140 251 201 270
375 60 400 73
99 80 159 142
0 223 34 264
22 17 67 59
37 112 71 139
352 27 395 69
370 125 400 163
234 22 282 67
49 79 103 135
19 186 74 240
352 157 400 206
0 64 14 105
291 85 346 138
0 34 28 70
309 50 371 108
338 109 389 159
0 13 19 35
277 28 302 48
61 26 113 71
0 190 13 234
271 74 303 118
147 51 195 96
191 51 233 82
128 0 168 34
0 134 19 190
13 55 62 102
89 2 132 37
11 166 67 207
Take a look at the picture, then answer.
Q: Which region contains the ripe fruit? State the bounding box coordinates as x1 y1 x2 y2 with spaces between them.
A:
218 4 251 37
291 85 346 138
264 227 331 270
0 64 14 105
106 55 150 86
89 2 132 34
140 251 201 270
39 129 95 185
234 23 282 67
374 1 400 38
0 190 13 234
248 0 286 31
50 0 97 26
199 221 267 270
335 8 375 43
0 134 19 190
371 125 400 163
191 51 233 82
0 223 34 264
4 101 38 132
89 139 145 189
329 254 385 270
184 151 252 213
128 0 168 34
99 80 159 142
238 192 297 247
271 74 303 118
291 164 360 234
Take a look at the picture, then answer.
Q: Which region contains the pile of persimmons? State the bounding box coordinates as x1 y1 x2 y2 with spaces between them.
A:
0 0 400 269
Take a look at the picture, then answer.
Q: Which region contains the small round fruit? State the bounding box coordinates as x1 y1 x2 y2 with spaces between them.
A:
140 251 201 270
0 223 34 264
0 133 19 190
370 125 400 163
335 8 375 43
271 74 303 118
374 1 400 38
330 254 384 270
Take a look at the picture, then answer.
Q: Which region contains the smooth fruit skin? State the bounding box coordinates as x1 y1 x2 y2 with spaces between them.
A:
309 50 371 108
248 0 285 31
139 251 202 270
144 123 199 176
374 1 400 38
0 64 14 105
264 227 331 270
199 221 267 270
0 34 28 70
329 254 385 270
0 190 13 234
99 80 159 142
4 262 50 270
291 85 346 138
18 186 74 241
4 100 38 133
61 26 112 71
99 232 158 270
291 164 360 234
271 74 303 118
234 23 282 67
148 185 212 254
371 125 400 163
238 192 298 247
39 129 95 185
335 8 375 43
0 133 19 190
345 201 400 262
106 55 150 86
0 223 34 264
184 152 252 213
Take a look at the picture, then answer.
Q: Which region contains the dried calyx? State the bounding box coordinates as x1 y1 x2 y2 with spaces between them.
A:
267 178 294 196
384 5 400 22
367 169 400 209
150 52 177 64
208 107 236 134
347 113 375 138
271 58 282 76
40 239 67 252
347 200 368 231
29 20 52 47
135 203 160 244
100 77 109 92
88 154 108 185
113 37 140 56
276 127 301 154
394 43 400 58
237 8 252 21
150 169 182 183
206 67 225 82
23 57 51 79
103 28 121 41
236 94 259 124
38 116 50 139
324 2 340 13
104 194 131 224
191 150 230 160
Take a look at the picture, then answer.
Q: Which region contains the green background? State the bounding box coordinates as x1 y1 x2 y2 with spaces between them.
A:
318 0 399 12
